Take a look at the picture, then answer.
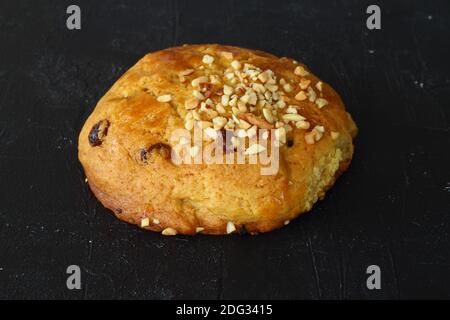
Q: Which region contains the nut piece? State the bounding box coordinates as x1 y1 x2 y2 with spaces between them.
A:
202 54 214 65
299 79 311 90
274 127 287 144
312 125 325 141
185 98 198 110
140 217 150 228
245 143 266 155
223 85 233 95
294 65 309 77
231 60 241 70
226 221 236 234
196 227 205 233
238 119 251 130
282 114 305 122
239 113 273 129
157 94 172 102
220 51 233 60
185 119 194 130
212 116 227 129
315 98 328 109
153 218 160 225
295 120 310 129
307 87 317 102
162 227 177 236
283 83 293 93
193 90 205 100
295 91 307 101
315 81 323 92
262 108 274 123
191 76 209 87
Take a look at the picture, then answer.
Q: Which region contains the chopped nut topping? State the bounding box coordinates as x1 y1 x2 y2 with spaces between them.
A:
262 108 274 123
283 83 293 93
275 100 286 109
216 103 226 114
226 221 236 234
221 94 230 106
225 72 235 80
229 96 238 107
266 84 278 92
295 120 310 129
294 65 309 77
162 227 177 236
284 220 290 225
274 127 287 144
240 113 273 129
177 50 326 150
210 75 221 85
307 87 317 102
314 125 325 133
185 98 198 110
185 119 194 130
286 106 298 114
299 79 311 90
204 127 218 140
153 218 160 225
223 84 233 95
315 81 323 92
140 217 150 228
282 113 305 122
212 116 227 129
238 119 251 130
220 51 233 60
157 94 172 102
257 71 269 83
197 120 212 129
193 90 205 100
315 98 328 109
245 143 266 155
231 60 241 70
312 125 325 141
192 110 201 120
191 76 209 87
295 90 307 101
237 102 248 113
196 227 205 233
202 54 214 64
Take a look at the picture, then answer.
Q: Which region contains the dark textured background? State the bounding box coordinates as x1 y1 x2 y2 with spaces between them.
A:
0 0 449 299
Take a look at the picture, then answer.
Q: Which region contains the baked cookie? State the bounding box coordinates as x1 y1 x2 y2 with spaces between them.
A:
78 44 357 235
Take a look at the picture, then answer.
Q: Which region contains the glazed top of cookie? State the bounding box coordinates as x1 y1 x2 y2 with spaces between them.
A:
87 44 357 160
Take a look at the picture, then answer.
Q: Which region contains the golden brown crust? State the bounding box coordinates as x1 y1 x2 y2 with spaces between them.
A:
78 44 357 235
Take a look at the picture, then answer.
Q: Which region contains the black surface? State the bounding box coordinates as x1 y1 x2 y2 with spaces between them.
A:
0 0 449 300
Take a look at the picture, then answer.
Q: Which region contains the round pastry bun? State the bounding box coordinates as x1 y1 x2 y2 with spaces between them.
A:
78 44 357 235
